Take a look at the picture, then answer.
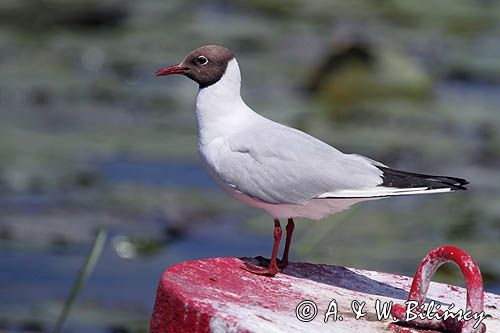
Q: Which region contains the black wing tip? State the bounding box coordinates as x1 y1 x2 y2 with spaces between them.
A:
451 181 469 191
442 175 469 191
454 177 469 190
377 166 469 191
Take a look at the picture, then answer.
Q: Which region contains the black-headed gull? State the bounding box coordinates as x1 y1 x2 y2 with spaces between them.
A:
155 45 468 276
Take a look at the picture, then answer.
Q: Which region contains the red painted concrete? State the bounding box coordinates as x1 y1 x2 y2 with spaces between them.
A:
150 257 500 333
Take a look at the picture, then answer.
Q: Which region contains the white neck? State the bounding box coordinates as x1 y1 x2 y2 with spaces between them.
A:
195 59 256 145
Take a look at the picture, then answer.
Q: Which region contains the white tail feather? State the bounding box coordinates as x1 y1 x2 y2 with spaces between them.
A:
317 187 452 199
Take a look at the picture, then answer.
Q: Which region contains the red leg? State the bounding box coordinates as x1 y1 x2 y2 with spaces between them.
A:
280 218 295 268
241 219 282 276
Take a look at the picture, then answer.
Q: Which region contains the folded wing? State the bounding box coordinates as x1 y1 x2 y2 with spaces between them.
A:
216 118 468 204
217 120 383 204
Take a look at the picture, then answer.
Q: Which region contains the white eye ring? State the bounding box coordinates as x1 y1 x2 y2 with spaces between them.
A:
197 55 208 65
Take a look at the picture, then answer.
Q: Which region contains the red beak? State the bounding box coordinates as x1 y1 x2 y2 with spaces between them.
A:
155 65 188 76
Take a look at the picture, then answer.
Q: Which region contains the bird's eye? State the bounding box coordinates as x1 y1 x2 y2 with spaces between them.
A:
197 56 208 65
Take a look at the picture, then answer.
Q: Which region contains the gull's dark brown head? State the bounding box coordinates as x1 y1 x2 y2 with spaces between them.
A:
155 45 234 88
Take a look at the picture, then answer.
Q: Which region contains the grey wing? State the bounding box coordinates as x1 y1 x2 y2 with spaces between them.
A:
216 121 384 204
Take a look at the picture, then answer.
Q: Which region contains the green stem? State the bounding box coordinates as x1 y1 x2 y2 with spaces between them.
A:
52 228 107 333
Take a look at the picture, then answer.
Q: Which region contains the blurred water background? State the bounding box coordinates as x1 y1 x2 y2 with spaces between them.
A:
1 1 499 332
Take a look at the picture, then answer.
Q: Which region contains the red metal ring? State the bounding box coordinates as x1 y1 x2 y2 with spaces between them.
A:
390 245 485 333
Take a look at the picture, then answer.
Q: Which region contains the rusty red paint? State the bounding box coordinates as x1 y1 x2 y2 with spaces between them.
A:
390 246 486 333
